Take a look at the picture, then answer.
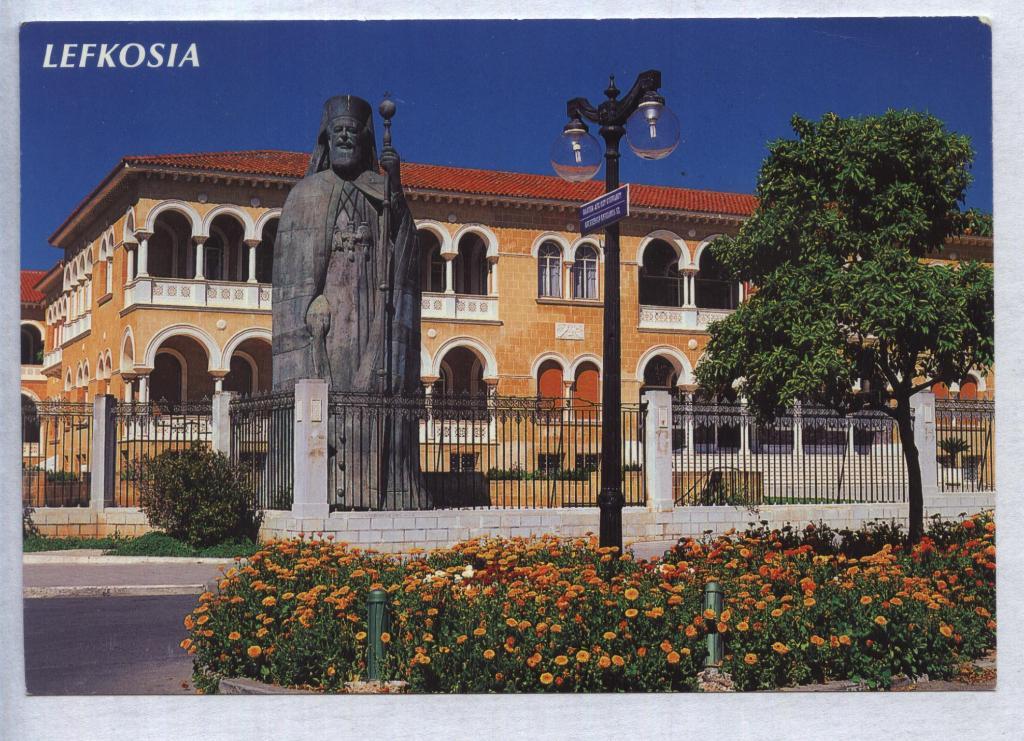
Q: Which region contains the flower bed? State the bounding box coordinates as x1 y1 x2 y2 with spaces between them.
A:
183 513 995 693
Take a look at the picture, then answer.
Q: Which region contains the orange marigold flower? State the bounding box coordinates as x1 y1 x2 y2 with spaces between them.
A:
262 596 277 607
183 616 195 630
874 616 888 626
196 614 210 626
228 631 241 641
939 624 954 638
667 595 683 605
506 618 519 628
810 635 825 646
603 631 617 641
624 588 640 601
803 597 816 607
860 595 872 605
527 652 542 668
327 665 336 677
554 655 569 666
684 625 698 639
703 608 717 620
839 635 851 646
576 650 591 663
736 621 749 632
483 649 496 660
720 609 732 622
456 634 468 644
381 632 392 643
179 638 192 651
355 631 367 641
612 655 625 667
637 647 647 657
890 597 903 607
598 655 612 669
247 645 262 658
744 653 758 665
770 608 784 618
473 627 486 637
666 651 680 664
625 609 639 619
550 624 563 633
540 672 554 685
771 642 790 655
716 622 728 634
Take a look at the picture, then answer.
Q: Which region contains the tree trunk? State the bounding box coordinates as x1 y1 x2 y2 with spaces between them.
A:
895 400 924 544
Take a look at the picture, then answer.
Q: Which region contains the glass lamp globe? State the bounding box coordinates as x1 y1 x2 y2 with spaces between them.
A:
625 94 680 160
550 119 602 181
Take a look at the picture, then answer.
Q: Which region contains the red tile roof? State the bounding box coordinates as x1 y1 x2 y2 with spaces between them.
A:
122 150 758 217
21 270 46 304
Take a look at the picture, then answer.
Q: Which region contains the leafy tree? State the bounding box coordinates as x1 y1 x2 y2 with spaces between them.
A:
696 110 994 543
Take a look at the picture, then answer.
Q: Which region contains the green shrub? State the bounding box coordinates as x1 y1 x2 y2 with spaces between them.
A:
139 444 262 549
45 470 80 483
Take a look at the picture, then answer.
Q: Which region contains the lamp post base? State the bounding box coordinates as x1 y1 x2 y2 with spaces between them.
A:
598 486 625 552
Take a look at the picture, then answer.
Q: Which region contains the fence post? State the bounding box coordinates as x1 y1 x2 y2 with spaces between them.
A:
90 394 116 510
211 390 236 456
292 379 330 519
643 390 674 511
910 392 939 503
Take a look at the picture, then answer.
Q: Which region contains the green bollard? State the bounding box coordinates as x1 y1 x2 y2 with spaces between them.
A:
703 580 724 668
367 588 390 681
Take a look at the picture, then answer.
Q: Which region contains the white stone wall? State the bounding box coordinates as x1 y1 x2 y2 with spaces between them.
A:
258 492 995 553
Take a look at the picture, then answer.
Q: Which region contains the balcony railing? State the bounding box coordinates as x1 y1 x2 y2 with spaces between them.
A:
638 305 733 332
124 277 272 311
61 314 92 344
41 348 62 372
421 292 499 322
21 364 46 380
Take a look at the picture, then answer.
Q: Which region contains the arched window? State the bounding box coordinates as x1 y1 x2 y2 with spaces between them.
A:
152 351 185 404
958 375 978 400
572 362 600 420
204 236 224 281
255 219 277 284
932 381 950 399
224 355 255 395
695 246 739 310
21 325 42 365
454 233 487 296
641 355 678 392
638 240 683 307
419 231 445 293
536 360 564 402
572 244 599 300
537 242 562 298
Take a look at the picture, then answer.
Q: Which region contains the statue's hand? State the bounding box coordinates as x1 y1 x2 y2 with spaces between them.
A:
379 147 401 184
306 295 332 338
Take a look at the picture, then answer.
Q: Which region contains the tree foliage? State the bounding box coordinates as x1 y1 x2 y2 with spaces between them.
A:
696 110 994 541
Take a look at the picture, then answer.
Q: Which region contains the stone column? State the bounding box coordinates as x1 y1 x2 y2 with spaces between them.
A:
137 373 150 403
90 394 116 511
739 397 751 455
292 379 330 519
211 390 236 456
443 254 455 295
193 236 207 280
245 238 261 283
683 270 696 308
135 230 152 278
644 390 674 511
910 392 939 501
563 260 574 299
793 401 803 457
125 246 136 283
487 258 499 297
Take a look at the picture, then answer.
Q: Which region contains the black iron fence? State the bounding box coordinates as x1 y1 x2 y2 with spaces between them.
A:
230 391 295 510
112 399 213 507
327 392 646 510
21 401 92 507
935 399 994 492
672 400 908 505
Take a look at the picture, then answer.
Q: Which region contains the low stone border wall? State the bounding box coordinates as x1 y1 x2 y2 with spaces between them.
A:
26 492 993 548
28 506 152 538
258 492 995 552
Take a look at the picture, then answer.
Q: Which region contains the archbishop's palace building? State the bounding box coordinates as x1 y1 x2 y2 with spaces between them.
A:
21 150 994 412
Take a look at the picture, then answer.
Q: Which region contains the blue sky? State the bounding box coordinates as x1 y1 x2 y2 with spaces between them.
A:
19 18 992 270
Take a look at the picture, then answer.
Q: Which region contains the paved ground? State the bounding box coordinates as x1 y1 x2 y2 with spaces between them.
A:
22 553 233 597
23 594 198 695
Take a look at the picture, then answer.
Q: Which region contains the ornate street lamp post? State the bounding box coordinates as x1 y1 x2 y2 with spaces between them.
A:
551 70 679 551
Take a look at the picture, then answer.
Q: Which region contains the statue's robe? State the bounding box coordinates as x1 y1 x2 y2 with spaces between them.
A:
272 168 423 509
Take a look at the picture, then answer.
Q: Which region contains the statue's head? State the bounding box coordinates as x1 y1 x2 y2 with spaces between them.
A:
307 95 378 178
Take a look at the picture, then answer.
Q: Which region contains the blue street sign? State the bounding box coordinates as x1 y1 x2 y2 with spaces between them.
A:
579 184 630 235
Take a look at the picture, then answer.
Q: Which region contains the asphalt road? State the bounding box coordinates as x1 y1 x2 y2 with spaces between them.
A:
23 594 198 695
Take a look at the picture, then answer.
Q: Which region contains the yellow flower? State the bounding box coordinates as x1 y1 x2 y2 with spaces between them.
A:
540 672 554 685
262 596 277 607
247 645 262 658
355 631 367 641
228 631 241 641
603 631 617 640
327 666 336 677
554 655 569 666
771 642 790 655
256 627 268 638
874 616 888 626
803 597 816 607
624 588 640 601
506 618 519 628
576 650 591 663
666 651 680 664
939 624 954 638
744 653 758 665
736 621 749 632
483 649 496 660
625 608 638 619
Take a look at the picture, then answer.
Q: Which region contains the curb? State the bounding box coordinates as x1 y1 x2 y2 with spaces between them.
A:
23 554 239 565
23 584 207 599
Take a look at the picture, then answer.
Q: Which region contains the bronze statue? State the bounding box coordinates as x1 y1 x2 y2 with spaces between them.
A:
272 95 423 509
